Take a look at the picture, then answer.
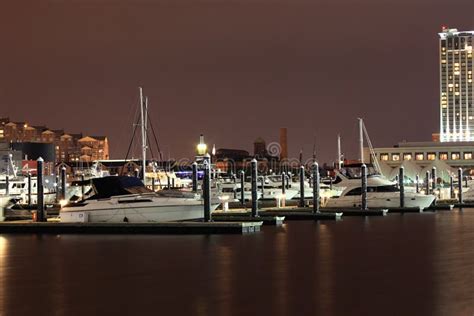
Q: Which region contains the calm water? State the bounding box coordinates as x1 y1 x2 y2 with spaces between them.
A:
0 211 473 316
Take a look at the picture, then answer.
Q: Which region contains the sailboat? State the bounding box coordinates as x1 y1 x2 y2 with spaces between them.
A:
325 119 436 210
60 87 221 223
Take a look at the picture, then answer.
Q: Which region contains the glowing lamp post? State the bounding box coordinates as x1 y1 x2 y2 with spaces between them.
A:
196 134 208 156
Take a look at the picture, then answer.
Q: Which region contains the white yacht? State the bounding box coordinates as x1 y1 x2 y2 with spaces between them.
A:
220 181 262 202
324 164 435 209
0 175 57 204
60 176 220 223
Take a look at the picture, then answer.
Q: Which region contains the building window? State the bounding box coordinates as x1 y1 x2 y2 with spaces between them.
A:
392 153 400 161
464 152 473 160
427 153 436 161
380 153 389 161
415 153 424 161
439 152 448 160
451 152 460 160
403 153 412 161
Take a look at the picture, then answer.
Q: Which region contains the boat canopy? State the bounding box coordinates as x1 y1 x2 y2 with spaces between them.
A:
89 176 151 199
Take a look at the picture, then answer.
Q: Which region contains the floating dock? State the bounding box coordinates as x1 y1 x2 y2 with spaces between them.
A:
320 208 388 216
211 214 284 226
0 221 263 234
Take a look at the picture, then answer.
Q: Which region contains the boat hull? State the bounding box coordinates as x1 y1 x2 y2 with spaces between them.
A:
324 192 435 210
61 196 220 223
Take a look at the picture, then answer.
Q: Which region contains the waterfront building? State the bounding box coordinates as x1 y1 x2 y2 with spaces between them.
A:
0 118 109 163
438 27 474 142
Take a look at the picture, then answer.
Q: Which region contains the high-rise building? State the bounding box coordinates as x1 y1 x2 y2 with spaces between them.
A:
439 27 474 142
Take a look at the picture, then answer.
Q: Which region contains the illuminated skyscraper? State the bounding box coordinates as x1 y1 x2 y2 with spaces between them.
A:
439 27 474 142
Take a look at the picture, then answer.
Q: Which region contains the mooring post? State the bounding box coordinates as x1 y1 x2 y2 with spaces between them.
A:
260 176 265 200
415 174 419 193
285 173 290 189
251 158 258 217
431 167 437 193
191 162 198 192
425 171 430 195
299 165 305 207
151 176 155 191
395 175 399 189
55 175 60 202
203 154 211 222
464 176 468 188
450 175 454 199
240 170 245 205
28 173 32 206
281 173 286 195
312 162 320 213
458 168 463 205
399 166 405 208
5 175 9 196
361 164 368 210
61 166 67 200
80 174 86 200
37 157 45 222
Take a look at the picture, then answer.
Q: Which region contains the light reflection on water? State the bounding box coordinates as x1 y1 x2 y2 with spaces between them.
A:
0 211 472 315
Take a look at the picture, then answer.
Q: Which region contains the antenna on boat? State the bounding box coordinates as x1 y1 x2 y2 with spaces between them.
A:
358 118 364 163
337 134 342 169
139 87 147 183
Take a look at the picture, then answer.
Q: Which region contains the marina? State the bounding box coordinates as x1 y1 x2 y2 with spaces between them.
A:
0 0 473 312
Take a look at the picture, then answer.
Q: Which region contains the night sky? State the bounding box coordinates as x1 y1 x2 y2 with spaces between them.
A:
1 0 473 163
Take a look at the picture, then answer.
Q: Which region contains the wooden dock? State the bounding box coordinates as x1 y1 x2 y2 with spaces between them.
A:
320 208 388 216
0 221 263 234
211 214 284 226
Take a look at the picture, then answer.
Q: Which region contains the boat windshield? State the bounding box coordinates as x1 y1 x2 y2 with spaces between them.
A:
89 176 151 199
340 165 379 179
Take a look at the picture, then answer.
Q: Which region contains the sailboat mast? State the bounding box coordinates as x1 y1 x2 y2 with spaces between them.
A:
358 118 364 163
139 87 147 182
337 134 341 169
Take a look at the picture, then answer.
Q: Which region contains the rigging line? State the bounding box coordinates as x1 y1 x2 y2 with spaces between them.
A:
123 112 141 169
146 131 155 161
146 110 164 162
362 122 382 175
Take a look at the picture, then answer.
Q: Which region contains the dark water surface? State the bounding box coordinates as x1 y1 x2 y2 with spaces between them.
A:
0 211 473 316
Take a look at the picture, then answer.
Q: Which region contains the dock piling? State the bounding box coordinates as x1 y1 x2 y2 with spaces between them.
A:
81 175 85 200
431 167 437 193
61 166 67 200
239 170 245 205
399 166 405 208
203 154 212 222
251 158 258 217
192 162 198 192
28 173 32 205
299 165 305 207
36 157 45 222
312 162 320 213
425 171 430 195
458 168 463 204
450 175 454 199
361 164 368 210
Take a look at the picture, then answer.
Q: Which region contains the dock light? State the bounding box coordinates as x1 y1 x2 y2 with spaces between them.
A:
197 134 207 155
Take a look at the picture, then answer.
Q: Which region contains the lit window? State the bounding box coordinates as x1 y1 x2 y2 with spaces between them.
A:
439 152 448 160
451 152 460 160
415 153 424 161
403 153 412 161
392 154 400 161
380 153 389 161
464 152 473 160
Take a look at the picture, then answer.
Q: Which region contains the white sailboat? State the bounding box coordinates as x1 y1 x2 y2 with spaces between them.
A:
60 87 220 223
325 119 436 210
